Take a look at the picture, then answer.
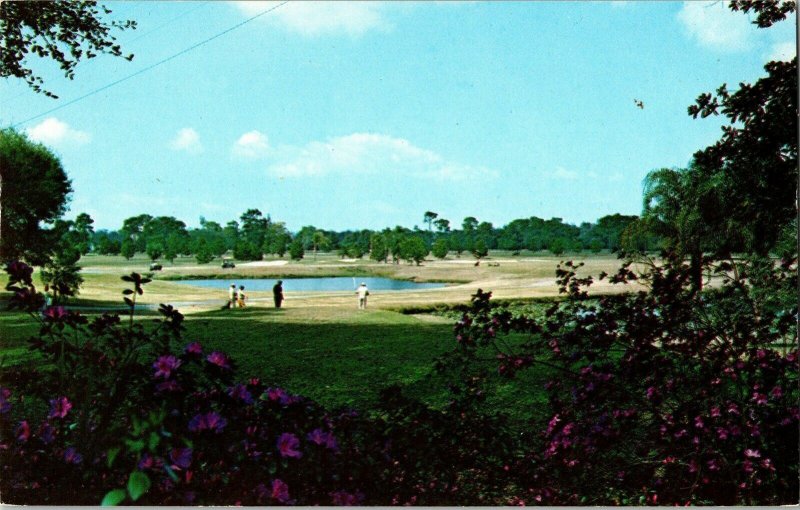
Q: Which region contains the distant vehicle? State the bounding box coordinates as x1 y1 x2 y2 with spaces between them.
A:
150 263 163 271
221 260 235 269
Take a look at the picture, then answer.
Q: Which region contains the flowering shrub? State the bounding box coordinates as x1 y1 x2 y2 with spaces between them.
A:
441 254 798 505
1 254 797 505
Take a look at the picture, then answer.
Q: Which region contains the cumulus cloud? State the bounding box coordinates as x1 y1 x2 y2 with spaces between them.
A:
552 166 579 180
232 130 271 159
677 1 756 52
268 133 496 181
234 1 388 37
170 128 203 154
768 40 796 61
26 117 91 147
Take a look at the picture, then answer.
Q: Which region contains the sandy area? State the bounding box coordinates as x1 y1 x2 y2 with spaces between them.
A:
236 260 289 267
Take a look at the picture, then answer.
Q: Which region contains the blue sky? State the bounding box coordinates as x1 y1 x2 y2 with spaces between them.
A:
2 1 795 232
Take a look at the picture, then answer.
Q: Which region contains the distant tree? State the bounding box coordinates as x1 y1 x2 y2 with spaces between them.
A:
95 235 121 256
400 236 428 265
41 219 84 302
223 221 239 251
0 1 137 98
370 233 389 263
233 241 261 261
146 241 163 262
589 239 603 253
120 214 152 253
548 238 566 256
288 238 304 261
194 238 214 265
471 239 489 264
433 218 450 233
423 211 438 232
0 128 72 265
462 216 478 232
432 238 449 259
120 239 135 260
73 213 94 255
311 231 331 260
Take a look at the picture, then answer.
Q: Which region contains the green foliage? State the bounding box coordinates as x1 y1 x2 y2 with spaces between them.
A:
369 233 389 263
145 242 163 262
120 239 136 260
233 241 261 261
0 1 136 98
432 238 449 259
472 239 488 260
548 237 566 255
289 238 304 260
0 128 73 265
399 235 428 265
194 238 214 264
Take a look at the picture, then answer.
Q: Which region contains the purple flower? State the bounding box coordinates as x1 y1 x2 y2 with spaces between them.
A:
331 490 364 506
744 448 761 458
43 306 69 321
307 428 339 451
39 422 55 444
0 387 11 414
277 432 303 458
227 384 254 405
138 453 156 470
169 447 193 469
15 420 30 442
189 412 228 433
49 396 73 419
153 355 182 379
6 260 34 285
271 479 291 504
184 342 203 355
206 351 231 369
64 447 83 464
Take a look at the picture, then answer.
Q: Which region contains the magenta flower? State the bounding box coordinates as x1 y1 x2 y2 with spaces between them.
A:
64 447 83 464
277 432 303 458
307 428 339 451
6 260 34 285
206 351 231 369
153 355 182 379
271 479 291 504
15 420 30 442
170 447 193 469
42 306 68 321
184 342 203 355
743 459 754 474
0 387 11 414
744 448 761 458
49 396 73 419
770 386 783 398
752 392 768 405
138 453 156 470
227 384 254 405
189 411 228 433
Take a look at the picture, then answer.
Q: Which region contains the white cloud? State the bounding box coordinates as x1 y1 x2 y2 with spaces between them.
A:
170 128 203 154
268 133 496 181
26 117 91 147
768 40 796 61
232 130 271 160
234 1 389 37
552 166 579 180
677 1 755 52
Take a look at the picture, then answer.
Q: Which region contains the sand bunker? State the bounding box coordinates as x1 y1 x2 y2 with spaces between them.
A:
237 260 289 267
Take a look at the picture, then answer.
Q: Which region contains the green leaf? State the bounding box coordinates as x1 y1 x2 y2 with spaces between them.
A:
124 438 145 452
106 447 120 468
163 463 179 483
121 275 134 282
127 471 151 502
101 489 126 506
123 297 134 307
147 431 160 451
122 289 134 295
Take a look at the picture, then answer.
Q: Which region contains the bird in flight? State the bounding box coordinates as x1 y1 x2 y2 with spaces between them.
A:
634 99 644 109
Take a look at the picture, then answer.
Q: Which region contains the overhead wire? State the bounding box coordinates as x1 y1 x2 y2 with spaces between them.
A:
10 1 288 128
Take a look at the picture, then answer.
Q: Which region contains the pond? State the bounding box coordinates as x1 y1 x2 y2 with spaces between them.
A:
175 277 446 292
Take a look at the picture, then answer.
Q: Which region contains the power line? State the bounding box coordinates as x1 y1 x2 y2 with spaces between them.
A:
10 1 288 128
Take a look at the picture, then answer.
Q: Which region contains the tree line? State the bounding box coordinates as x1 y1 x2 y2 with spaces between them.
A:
83 209 660 265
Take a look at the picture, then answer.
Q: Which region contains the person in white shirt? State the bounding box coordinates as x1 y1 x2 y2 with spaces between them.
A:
356 282 369 309
228 284 237 309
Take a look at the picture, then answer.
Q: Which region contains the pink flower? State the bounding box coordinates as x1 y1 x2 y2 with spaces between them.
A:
227 384 254 404
153 355 181 379
64 447 83 464
742 460 754 474
277 432 302 458
206 351 231 369
15 420 30 442
710 406 721 418
188 412 227 433
271 479 291 503
170 447 193 469
184 342 203 355
744 448 761 458
770 386 783 399
752 392 768 405
42 306 68 321
49 396 72 419
0 387 11 414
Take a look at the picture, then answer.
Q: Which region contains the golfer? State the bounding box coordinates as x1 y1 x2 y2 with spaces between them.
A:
356 282 370 309
273 280 284 308
228 284 237 309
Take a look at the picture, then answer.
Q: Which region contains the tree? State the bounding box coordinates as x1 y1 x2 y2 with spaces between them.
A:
433 218 450 233
0 1 136 98
146 242 163 262
370 233 389 263
548 238 566 256
289 238 304 261
73 213 94 255
0 128 72 265
423 211 438 232
311 231 331 260
194 238 214 265
120 239 135 260
400 236 428 265
462 216 478 232
40 219 84 302
432 238 449 259
471 239 488 263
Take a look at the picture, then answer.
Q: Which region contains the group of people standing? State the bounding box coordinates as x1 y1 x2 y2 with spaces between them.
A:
225 280 370 310
228 284 246 308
